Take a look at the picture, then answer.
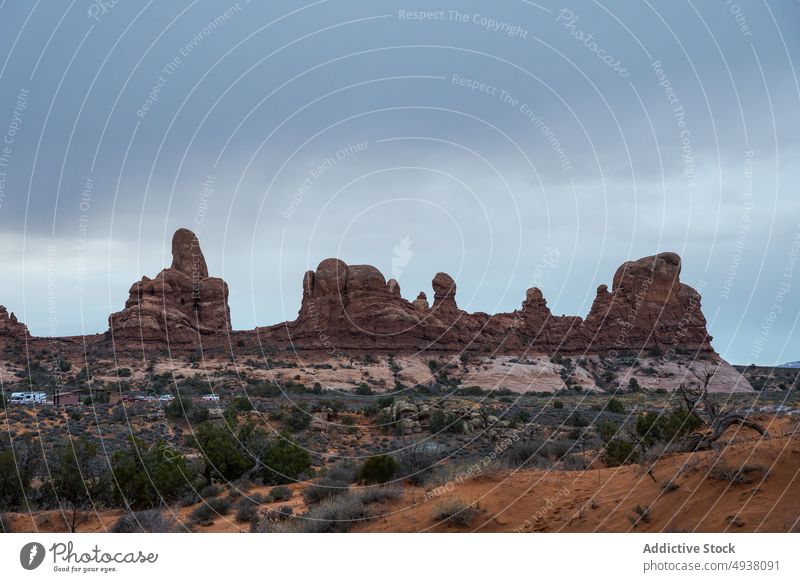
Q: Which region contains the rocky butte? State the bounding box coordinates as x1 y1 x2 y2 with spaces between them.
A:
263 251 713 358
108 228 231 345
0 305 29 340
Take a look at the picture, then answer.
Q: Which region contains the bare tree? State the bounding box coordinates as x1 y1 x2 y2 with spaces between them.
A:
676 366 768 451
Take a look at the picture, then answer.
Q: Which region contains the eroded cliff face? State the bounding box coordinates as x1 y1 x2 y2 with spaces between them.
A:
0 306 29 340
108 228 231 344
264 251 713 356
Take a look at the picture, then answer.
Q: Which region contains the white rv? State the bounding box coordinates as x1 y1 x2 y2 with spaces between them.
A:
9 392 47 405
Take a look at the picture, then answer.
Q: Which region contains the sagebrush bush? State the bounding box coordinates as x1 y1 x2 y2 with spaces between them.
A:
111 509 177 533
358 455 399 484
394 444 440 486
200 484 223 498
234 497 259 523
431 497 475 527
290 494 370 533
356 485 402 505
302 477 349 504
325 459 360 484
268 485 293 502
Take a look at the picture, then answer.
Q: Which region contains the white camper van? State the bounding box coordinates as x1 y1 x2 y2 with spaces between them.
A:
9 392 47 405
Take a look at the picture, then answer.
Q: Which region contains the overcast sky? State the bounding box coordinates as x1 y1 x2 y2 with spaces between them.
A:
0 0 798 365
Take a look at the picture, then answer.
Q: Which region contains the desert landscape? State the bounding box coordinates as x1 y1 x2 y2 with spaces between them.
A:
1 229 797 533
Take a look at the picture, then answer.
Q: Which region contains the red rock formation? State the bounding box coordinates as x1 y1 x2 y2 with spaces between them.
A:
108 229 231 344
0 306 29 339
263 251 714 356
579 252 711 354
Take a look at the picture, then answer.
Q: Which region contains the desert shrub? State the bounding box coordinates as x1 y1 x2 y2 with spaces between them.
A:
358 455 399 485
636 410 701 446
709 463 769 484
376 395 394 409
629 504 651 525
357 485 402 504
264 505 294 522
354 384 374 396
431 497 475 527
291 493 370 533
552 400 564 409
567 412 589 427
111 438 195 509
303 477 349 504
505 440 545 468
325 459 360 484
0 513 11 533
0 437 38 511
597 420 619 442
200 484 223 498
394 444 440 486
267 485 293 502
165 395 193 420
511 409 532 426
428 409 448 433
111 509 177 533
607 397 625 414
190 503 216 525
234 495 259 522
206 496 232 515
259 436 311 485
179 490 201 507
562 454 589 471
286 406 312 432
231 396 255 412
188 404 210 424
604 439 638 467
41 438 113 531
191 422 253 483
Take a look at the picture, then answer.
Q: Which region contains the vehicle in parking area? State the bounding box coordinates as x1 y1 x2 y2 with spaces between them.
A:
158 394 175 402
201 394 220 402
9 392 47 405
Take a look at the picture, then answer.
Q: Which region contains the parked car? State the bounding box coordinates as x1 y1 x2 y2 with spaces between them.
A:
201 394 220 402
9 392 47 405
158 394 175 402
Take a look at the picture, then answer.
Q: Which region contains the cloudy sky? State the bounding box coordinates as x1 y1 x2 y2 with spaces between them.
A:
0 0 798 365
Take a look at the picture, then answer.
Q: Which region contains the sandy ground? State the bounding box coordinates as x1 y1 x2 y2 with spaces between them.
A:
359 430 800 533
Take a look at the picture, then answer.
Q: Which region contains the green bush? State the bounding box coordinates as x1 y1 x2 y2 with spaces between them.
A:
358 455 399 484
553 400 564 409
428 409 447 433
231 396 255 412
260 436 311 485
604 439 638 467
607 397 625 414
597 420 619 442
354 384 374 396
112 438 195 509
192 422 253 482
165 395 193 420
636 410 700 446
